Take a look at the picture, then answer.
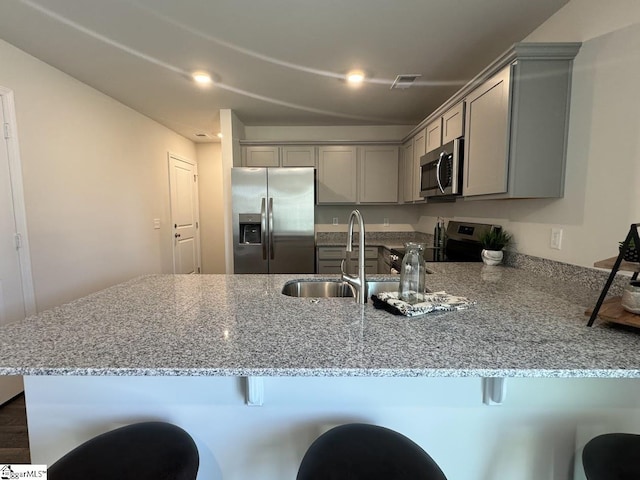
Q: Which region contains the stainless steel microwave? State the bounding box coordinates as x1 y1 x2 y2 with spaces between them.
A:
420 138 464 199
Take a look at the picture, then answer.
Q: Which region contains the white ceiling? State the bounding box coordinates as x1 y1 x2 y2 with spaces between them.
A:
0 0 569 142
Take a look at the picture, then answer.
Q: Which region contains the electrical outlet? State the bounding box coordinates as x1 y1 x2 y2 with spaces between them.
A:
550 227 563 250
332 217 338 225
383 218 389 227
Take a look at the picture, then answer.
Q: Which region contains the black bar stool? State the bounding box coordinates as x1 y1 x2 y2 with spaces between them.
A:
582 433 640 480
48 421 199 480
297 423 447 480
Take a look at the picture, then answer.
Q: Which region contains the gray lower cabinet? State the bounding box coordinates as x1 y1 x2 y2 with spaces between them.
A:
379 247 392 274
463 44 580 199
316 246 378 274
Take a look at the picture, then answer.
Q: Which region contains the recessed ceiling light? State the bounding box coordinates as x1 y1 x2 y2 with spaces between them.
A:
192 71 212 85
346 70 365 86
217 132 223 139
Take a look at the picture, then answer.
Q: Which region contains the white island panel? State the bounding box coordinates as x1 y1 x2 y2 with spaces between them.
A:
25 375 640 480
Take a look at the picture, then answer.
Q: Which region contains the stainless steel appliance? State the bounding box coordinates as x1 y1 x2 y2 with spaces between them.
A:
232 167 315 274
389 221 497 272
420 138 464 199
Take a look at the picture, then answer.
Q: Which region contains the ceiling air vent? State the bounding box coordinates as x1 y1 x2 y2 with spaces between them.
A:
194 133 211 138
391 74 422 90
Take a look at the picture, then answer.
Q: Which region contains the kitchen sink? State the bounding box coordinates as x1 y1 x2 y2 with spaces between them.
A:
281 280 354 298
281 279 399 298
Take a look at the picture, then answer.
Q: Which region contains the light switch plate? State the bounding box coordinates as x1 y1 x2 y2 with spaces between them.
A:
550 227 563 250
153 218 161 229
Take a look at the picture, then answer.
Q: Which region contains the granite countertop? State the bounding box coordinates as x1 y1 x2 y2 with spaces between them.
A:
1 263 640 378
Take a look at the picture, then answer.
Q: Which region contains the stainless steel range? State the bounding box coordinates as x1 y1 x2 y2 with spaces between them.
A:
390 221 498 272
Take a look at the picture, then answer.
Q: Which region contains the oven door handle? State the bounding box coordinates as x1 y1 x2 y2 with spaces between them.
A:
435 152 446 194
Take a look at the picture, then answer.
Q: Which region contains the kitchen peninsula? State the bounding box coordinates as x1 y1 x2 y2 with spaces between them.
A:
2 263 640 480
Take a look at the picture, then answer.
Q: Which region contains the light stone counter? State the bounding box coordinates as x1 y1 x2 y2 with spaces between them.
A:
1 263 639 378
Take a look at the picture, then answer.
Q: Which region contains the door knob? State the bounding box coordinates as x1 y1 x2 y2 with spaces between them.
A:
174 233 181 238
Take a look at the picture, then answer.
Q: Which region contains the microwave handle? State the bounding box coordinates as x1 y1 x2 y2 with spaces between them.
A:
436 152 445 194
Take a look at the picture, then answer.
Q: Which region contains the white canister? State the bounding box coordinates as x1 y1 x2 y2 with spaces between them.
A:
621 281 640 314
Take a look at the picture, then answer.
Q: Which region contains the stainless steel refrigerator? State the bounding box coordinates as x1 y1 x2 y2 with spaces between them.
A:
232 167 315 273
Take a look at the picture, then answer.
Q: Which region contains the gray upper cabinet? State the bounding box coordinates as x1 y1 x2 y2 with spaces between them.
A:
405 43 580 201
317 145 399 204
359 146 399 203
241 142 400 204
464 66 511 196
282 146 316 167
442 101 465 144
242 145 316 167
317 146 358 203
425 119 442 153
462 43 581 199
412 128 426 202
401 139 414 203
425 101 464 154
243 146 280 167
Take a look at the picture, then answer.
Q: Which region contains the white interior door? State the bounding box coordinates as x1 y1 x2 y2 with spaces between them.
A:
0 90 34 404
169 154 201 274
0 106 25 324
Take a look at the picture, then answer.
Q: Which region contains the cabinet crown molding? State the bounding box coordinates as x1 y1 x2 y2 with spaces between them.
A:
240 140 401 146
403 42 582 142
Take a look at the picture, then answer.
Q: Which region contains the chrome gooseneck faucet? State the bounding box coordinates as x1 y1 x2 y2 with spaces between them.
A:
341 209 367 304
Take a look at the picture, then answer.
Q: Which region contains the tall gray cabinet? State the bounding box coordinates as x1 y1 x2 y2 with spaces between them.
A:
463 43 581 199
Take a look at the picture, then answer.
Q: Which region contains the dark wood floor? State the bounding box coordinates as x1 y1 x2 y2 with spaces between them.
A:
0 393 31 464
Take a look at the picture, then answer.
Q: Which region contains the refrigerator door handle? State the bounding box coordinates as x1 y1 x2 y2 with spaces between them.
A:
261 198 267 260
268 197 274 260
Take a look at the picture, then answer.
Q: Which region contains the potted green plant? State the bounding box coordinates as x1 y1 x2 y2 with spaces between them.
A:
479 228 512 265
619 237 639 263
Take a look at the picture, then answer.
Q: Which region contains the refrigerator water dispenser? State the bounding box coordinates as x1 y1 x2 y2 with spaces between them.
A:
239 214 262 244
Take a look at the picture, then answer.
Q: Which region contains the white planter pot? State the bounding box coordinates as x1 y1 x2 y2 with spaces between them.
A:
481 249 503 266
621 281 640 314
